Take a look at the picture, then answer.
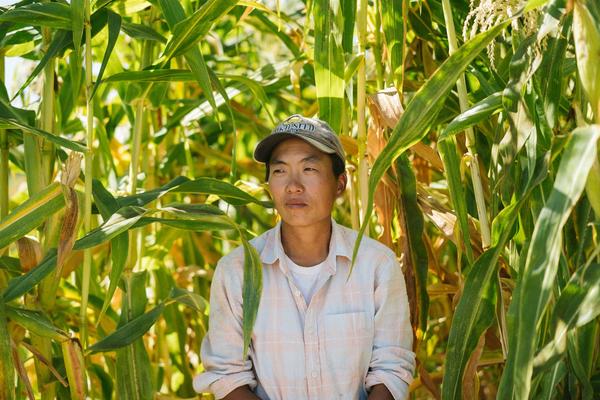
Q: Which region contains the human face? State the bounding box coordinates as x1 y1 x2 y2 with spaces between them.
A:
268 138 346 229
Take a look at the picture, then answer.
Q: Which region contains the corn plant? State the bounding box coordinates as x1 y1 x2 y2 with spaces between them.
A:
0 0 598 399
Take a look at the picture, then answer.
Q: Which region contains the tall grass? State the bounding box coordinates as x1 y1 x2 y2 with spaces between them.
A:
0 0 598 398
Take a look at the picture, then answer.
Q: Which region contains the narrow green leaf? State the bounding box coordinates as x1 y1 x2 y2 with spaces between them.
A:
0 300 15 399
381 0 403 85
116 176 189 208
0 182 64 250
13 30 71 101
533 263 600 371
168 287 208 313
439 92 503 140
438 137 474 263
104 69 195 83
241 233 262 358
353 19 511 270
92 179 120 220
0 3 72 30
0 118 87 153
91 10 121 98
6 306 69 342
87 304 164 353
2 249 57 302
73 206 147 250
498 125 600 399
395 155 429 332
121 21 166 43
313 0 344 133
441 248 500 399
162 0 239 60
171 177 271 207
158 0 219 116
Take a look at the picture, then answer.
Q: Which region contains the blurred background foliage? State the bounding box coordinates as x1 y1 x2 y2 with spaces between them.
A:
0 0 599 398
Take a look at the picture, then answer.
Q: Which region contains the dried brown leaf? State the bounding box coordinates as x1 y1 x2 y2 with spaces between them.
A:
462 333 485 399
61 338 86 400
16 237 42 272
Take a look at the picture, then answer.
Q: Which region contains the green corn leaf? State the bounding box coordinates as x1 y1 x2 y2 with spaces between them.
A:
92 179 120 220
170 177 271 207
0 301 15 399
91 10 121 99
121 21 166 43
352 19 511 271
252 10 301 57
91 181 127 325
220 74 275 123
381 0 403 85
117 176 189 209
395 154 429 332
104 69 194 83
73 206 147 251
0 3 72 30
2 249 57 303
533 263 600 371
437 137 474 264
498 125 600 399
158 0 219 117
573 0 600 114
161 0 239 60
168 286 208 313
0 118 87 153
438 92 504 140
0 182 64 250
88 304 164 353
71 0 84 107
442 248 500 399
313 0 344 133
241 233 262 358
134 216 235 232
13 30 71 101
6 306 69 342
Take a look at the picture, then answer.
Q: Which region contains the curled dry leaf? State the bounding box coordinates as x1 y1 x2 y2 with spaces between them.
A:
16 237 42 272
61 338 86 400
462 333 485 400
57 153 82 272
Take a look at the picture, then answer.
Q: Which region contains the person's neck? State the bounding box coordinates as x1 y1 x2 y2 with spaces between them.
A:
280 219 332 267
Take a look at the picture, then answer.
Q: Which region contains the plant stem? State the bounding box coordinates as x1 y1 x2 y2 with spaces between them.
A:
374 0 384 90
356 0 369 226
441 0 491 249
80 0 94 352
0 51 7 222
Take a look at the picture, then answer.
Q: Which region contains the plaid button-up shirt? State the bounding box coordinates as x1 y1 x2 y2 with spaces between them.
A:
194 220 415 399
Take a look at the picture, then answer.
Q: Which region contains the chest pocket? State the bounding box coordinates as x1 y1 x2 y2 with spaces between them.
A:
319 312 373 394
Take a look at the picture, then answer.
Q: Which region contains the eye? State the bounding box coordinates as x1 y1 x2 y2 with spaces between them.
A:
304 167 317 172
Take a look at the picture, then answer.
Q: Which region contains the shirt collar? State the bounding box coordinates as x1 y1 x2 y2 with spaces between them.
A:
259 219 353 273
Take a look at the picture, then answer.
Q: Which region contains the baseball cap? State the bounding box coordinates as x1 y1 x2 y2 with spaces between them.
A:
254 114 346 167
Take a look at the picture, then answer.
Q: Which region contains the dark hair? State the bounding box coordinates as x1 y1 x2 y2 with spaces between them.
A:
265 154 345 181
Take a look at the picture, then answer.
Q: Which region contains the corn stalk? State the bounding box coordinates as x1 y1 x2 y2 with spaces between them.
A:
441 0 491 249
356 0 369 224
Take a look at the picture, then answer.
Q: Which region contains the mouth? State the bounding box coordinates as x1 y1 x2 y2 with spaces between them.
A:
285 201 307 208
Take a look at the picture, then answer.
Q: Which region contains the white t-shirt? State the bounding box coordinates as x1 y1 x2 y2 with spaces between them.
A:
284 253 324 304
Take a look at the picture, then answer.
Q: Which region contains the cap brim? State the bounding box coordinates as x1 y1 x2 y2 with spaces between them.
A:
253 132 335 163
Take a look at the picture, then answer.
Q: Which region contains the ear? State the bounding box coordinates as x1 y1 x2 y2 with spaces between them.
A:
336 172 347 196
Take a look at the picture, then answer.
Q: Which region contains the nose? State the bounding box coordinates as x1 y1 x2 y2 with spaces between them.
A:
285 174 304 193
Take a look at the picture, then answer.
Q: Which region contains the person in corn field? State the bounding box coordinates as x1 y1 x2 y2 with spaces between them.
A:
194 115 415 399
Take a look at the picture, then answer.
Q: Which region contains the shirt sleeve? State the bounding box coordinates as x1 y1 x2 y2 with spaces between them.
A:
364 253 416 400
193 254 257 399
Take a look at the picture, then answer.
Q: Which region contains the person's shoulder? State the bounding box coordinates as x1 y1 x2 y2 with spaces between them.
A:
337 223 397 263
